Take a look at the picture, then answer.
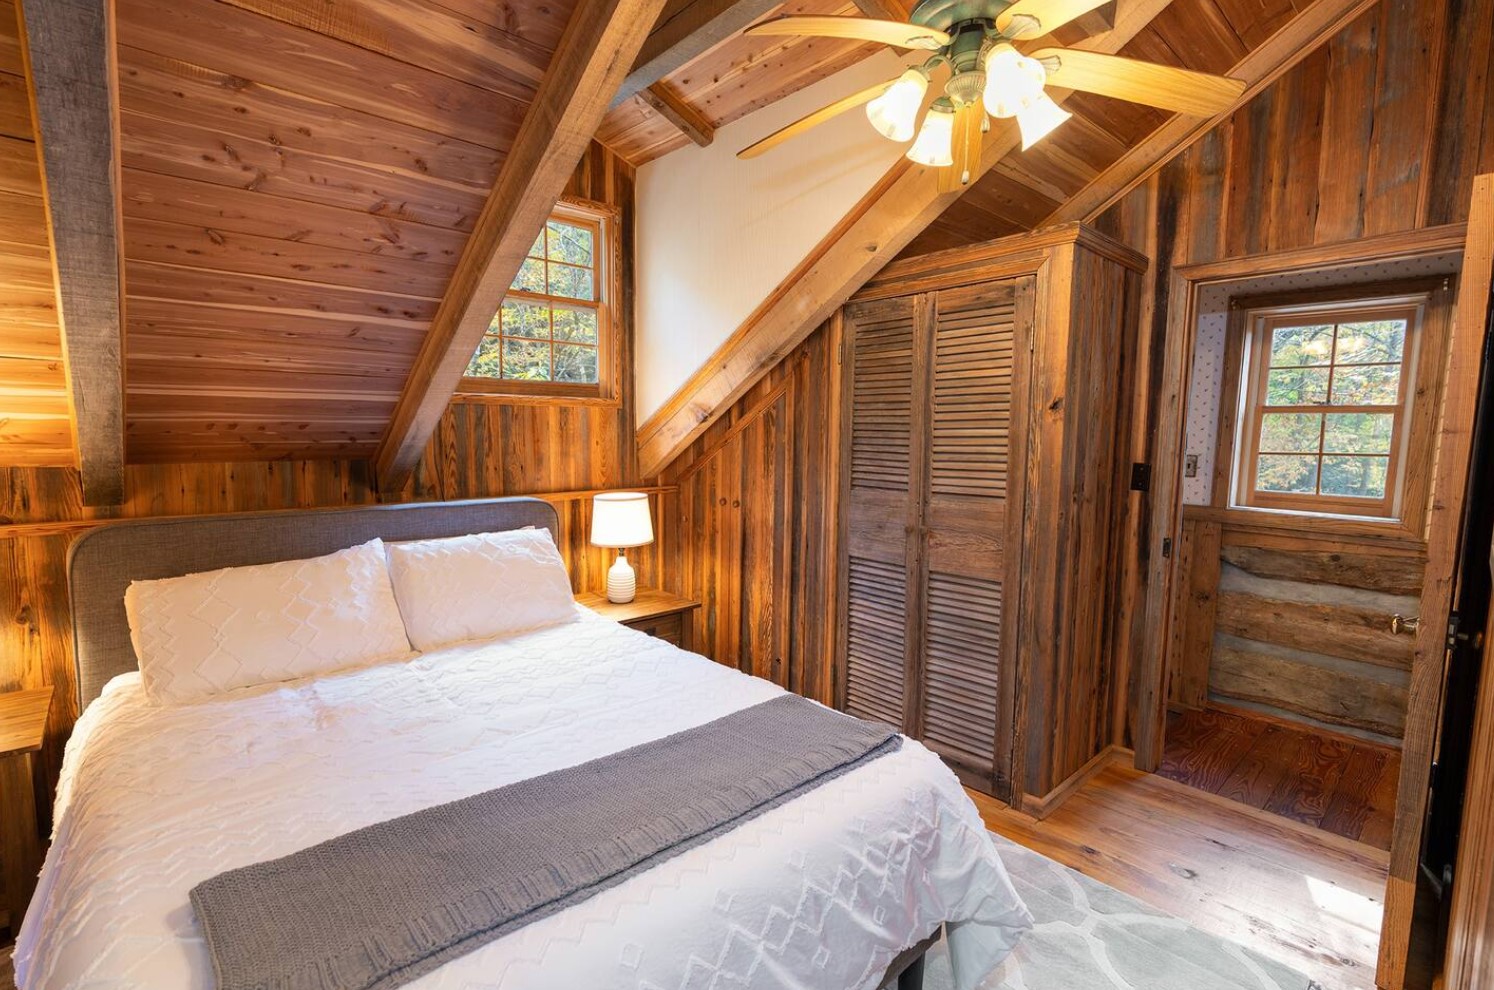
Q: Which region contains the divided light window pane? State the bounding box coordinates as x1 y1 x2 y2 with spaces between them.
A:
1244 307 1413 515
465 216 603 386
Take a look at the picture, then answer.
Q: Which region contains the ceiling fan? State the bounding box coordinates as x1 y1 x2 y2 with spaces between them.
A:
737 0 1247 190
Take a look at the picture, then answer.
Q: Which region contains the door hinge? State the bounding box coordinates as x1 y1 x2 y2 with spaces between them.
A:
1162 537 1173 559
1129 462 1152 492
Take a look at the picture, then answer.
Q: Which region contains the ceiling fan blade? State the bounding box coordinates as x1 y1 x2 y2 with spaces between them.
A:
996 0 1111 39
745 15 950 50
737 80 893 160
1032 48 1247 116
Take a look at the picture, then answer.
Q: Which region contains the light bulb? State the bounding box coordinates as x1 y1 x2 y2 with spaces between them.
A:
1016 93 1071 150
906 103 955 167
983 43 1047 119
866 69 928 142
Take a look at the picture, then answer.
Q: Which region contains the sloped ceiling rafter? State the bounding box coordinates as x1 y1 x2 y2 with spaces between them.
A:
635 0 1381 477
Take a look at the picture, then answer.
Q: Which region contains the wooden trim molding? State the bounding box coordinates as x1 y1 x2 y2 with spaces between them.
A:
374 0 671 495
633 0 1176 478
17 0 126 506
1381 173 1494 990
0 485 680 542
1020 746 1133 820
1043 0 1382 227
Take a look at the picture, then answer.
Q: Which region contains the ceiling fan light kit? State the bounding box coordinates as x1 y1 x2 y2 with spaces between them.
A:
866 67 930 141
737 0 1246 187
909 100 957 166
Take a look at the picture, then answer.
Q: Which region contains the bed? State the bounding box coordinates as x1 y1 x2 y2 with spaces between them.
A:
16 497 1031 990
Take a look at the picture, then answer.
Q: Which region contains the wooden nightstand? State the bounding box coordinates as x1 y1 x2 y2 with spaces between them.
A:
576 589 701 652
1 686 51 935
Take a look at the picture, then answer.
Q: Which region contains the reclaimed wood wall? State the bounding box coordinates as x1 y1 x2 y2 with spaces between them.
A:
0 147 654 816
657 318 842 706
1090 0 1494 751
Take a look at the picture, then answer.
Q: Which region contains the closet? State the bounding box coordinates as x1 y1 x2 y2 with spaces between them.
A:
837 224 1145 808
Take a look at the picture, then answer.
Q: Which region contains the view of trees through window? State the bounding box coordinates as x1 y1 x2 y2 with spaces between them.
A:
1248 311 1409 507
466 216 603 386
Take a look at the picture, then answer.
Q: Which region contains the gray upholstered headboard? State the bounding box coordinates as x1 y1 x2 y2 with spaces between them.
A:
67 497 559 710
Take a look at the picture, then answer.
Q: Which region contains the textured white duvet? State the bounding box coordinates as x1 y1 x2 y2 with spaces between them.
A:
18 608 1031 990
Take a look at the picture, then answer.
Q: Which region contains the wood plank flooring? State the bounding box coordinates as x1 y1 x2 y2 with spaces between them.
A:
1159 706 1401 849
971 760 1392 990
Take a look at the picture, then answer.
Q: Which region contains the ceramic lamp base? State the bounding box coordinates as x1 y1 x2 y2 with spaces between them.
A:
607 552 636 604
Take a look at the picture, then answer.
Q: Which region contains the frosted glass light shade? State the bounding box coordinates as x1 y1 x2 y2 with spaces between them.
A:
982 44 1046 119
590 492 654 548
1016 93 1071 150
907 105 955 166
866 69 928 142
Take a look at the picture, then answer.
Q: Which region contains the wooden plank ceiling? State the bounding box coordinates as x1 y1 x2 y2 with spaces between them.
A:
904 0 1318 257
597 0 881 164
0 0 1356 467
114 0 570 463
0 0 71 467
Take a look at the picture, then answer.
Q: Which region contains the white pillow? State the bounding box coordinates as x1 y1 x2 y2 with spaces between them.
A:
125 538 413 706
384 529 576 651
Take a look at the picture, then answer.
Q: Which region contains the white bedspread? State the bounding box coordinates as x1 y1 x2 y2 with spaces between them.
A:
18 608 1031 989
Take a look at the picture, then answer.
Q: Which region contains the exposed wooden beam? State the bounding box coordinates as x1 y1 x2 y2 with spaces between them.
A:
634 0 1175 477
17 0 125 506
374 0 671 494
641 83 715 146
612 0 781 107
1044 0 1380 226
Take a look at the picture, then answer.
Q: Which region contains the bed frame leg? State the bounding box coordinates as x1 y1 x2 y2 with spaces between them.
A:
897 952 925 990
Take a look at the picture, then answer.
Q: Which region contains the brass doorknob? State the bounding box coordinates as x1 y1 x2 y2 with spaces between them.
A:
1391 614 1420 636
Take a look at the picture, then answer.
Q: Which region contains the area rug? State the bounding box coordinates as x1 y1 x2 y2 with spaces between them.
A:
913 834 1321 990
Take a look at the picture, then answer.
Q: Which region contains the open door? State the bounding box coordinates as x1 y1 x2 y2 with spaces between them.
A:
1378 174 1494 988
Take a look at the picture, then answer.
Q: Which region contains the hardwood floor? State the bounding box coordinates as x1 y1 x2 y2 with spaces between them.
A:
1159 706 1401 849
971 760 1392 990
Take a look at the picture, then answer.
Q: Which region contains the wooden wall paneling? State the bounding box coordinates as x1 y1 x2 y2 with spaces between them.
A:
658 317 843 704
16 0 125 502
1167 517 1221 708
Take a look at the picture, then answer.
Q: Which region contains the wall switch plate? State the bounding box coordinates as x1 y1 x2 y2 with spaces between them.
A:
1184 454 1199 478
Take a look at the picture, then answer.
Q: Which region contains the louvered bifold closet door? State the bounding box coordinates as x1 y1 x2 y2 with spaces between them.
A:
914 278 1031 796
842 295 925 728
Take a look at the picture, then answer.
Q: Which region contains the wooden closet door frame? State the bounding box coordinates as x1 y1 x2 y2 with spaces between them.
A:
1135 210 1484 990
836 269 1031 801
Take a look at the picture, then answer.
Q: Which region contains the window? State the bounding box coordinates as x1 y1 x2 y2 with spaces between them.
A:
1230 292 1428 520
461 202 616 401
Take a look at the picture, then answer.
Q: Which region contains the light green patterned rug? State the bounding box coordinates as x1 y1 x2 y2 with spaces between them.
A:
919 834 1321 990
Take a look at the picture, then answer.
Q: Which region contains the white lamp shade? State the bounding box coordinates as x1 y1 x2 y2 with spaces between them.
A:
866 69 928 142
906 105 955 166
590 492 655 548
1016 93 1071 150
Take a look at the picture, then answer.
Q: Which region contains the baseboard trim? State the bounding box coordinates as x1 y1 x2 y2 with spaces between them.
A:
1020 745 1133 820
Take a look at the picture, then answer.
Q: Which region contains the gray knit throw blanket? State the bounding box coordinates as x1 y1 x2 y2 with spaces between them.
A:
190 694 901 990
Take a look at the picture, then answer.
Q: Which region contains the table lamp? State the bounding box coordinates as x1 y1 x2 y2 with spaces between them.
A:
590 491 654 603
